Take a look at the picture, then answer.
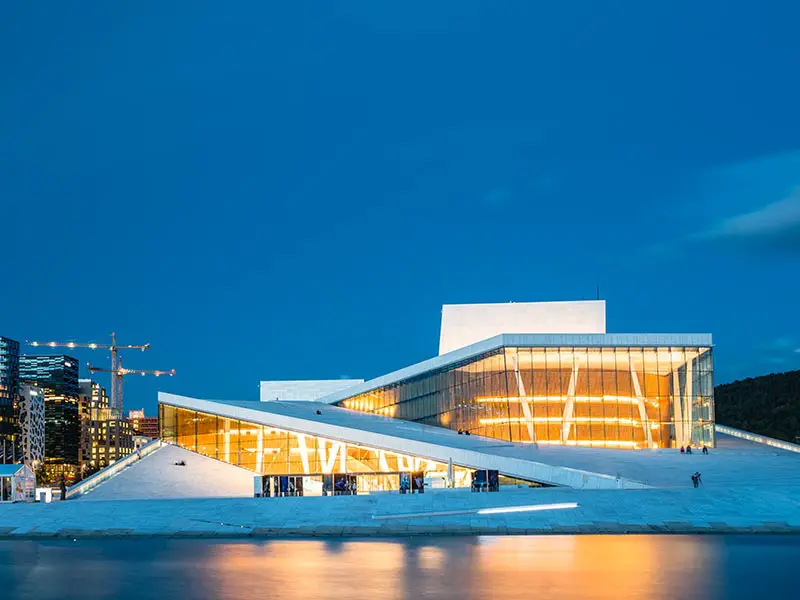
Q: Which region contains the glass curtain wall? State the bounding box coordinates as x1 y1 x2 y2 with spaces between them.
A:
159 404 471 490
337 346 714 449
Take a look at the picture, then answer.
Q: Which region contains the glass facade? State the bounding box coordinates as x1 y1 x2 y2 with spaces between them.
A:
20 355 81 470
160 404 473 492
0 336 21 463
336 346 714 449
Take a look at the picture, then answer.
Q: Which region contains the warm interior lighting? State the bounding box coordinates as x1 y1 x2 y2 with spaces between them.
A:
479 416 659 426
344 400 396 417
476 395 643 405
531 440 641 449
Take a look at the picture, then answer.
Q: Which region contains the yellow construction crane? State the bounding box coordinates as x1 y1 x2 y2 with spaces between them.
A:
87 356 175 414
27 332 174 413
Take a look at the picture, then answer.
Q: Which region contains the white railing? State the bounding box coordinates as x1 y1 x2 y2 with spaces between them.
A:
66 438 166 499
715 424 800 454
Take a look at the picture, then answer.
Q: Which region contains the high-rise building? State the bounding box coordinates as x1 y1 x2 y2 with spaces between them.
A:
19 355 80 478
81 380 134 470
128 409 159 438
77 379 95 472
18 385 45 466
93 417 133 469
0 336 20 464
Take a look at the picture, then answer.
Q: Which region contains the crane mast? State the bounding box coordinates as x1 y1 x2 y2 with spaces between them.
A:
87 356 175 413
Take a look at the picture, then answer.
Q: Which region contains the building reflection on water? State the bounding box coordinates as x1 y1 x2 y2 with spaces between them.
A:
203 536 718 600
5 535 800 600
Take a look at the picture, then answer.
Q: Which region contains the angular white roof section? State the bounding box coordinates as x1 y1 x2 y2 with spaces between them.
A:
260 379 364 403
319 332 713 405
439 300 606 355
78 444 255 501
158 392 648 490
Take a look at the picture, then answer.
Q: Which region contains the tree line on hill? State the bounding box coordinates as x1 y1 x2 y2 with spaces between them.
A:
715 369 800 443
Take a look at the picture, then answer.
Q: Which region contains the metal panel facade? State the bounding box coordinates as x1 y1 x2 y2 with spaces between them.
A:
439 301 607 355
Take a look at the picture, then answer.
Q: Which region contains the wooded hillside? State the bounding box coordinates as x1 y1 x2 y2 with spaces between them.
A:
715 370 800 442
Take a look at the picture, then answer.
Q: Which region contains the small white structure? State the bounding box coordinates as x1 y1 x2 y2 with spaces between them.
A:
260 379 363 403
439 300 606 355
0 464 36 503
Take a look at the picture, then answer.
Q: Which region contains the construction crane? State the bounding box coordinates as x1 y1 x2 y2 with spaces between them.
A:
87 356 175 415
27 333 173 413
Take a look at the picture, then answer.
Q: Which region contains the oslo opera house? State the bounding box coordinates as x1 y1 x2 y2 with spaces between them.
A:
156 301 720 494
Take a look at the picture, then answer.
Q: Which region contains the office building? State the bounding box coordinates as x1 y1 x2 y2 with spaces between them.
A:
81 380 134 469
128 409 159 439
18 384 45 466
20 355 81 478
78 380 94 471
90 417 134 469
0 336 20 463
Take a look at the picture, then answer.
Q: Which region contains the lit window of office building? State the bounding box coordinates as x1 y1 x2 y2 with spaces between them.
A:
128 409 159 439
80 379 134 469
0 336 21 463
19 355 81 476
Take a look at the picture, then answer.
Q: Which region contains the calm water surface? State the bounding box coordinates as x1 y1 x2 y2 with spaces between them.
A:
0 535 797 600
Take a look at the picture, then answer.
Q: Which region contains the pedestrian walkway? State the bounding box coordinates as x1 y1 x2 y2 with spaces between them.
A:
3 485 800 539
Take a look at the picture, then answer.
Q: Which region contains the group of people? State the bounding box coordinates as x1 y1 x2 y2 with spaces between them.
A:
679 444 708 488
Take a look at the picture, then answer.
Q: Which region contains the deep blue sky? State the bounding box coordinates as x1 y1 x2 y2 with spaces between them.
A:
2 2 799 415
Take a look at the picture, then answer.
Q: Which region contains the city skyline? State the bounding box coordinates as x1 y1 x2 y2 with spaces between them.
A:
2 2 799 416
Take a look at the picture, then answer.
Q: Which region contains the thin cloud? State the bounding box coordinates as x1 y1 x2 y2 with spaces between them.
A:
757 337 800 368
701 188 800 250
676 151 800 255
762 337 797 350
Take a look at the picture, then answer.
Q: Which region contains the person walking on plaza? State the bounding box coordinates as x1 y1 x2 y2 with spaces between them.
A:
680 446 685 454
59 475 67 500
702 445 709 455
686 445 692 455
691 473 698 488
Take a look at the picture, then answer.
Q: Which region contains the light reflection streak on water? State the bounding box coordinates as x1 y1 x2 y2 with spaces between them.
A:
3 535 799 600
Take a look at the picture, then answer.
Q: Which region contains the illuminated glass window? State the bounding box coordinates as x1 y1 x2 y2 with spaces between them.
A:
160 404 473 491
336 345 714 449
